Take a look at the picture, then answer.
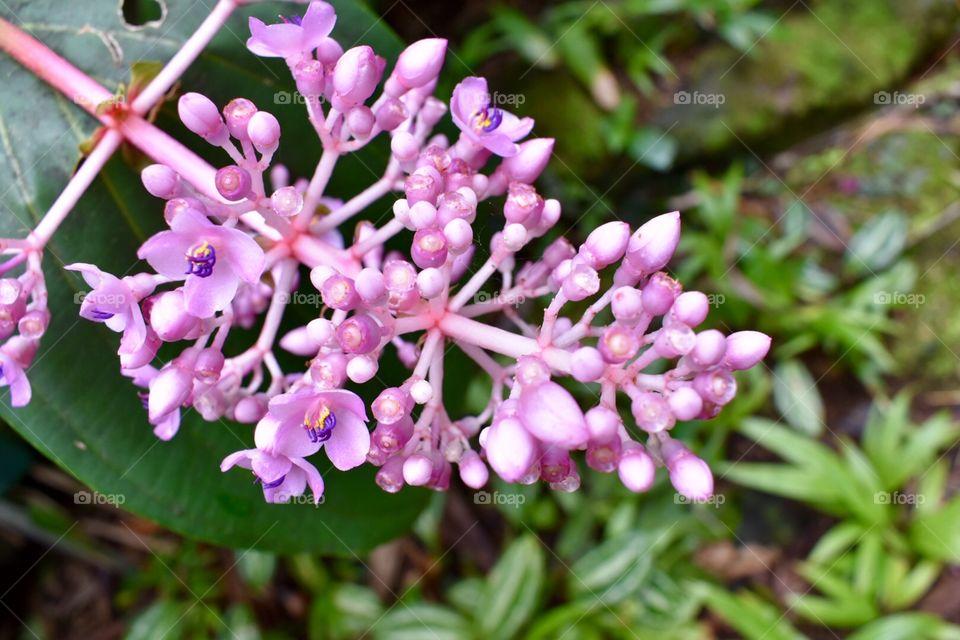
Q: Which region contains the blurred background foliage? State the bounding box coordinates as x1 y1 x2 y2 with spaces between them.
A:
3 0 960 638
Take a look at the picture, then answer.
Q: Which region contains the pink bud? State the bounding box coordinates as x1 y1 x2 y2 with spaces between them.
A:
270 186 303 217
580 221 630 270
571 346 605 382
247 111 281 153
561 262 600 301
392 38 447 90
411 228 448 269
668 386 703 421
141 164 181 199
150 291 199 341
688 330 726 369
120 328 160 369
669 291 709 327
345 106 375 138
332 46 385 110
403 453 433 486
693 370 737 406
163 197 205 225
416 267 445 299
501 138 554 183
625 211 680 274
723 331 771 370
178 93 228 145
515 356 550 387
17 310 48 340
437 191 475 226
631 392 675 433
585 406 621 442
306 318 334 345
376 455 406 493
372 387 411 424
641 272 681 316
518 382 589 448
234 395 267 423
654 323 696 358
405 166 443 205
611 286 644 325
598 324 640 364
503 183 544 225
586 438 621 473
309 353 348 388
280 326 320 356
375 97 407 130
485 417 538 482
459 450 489 489
293 59 324 97
443 218 473 253
223 98 257 142
618 445 656 493
391 131 419 162
372 416 414 452
544 237 576 268
194 347 225 384
346 355 378 383
215 165 252 201
321 275 360 310
663 441 713 501
148 365 192 421
355 267 386 303
540 446 572 483
337 314 381 354
383 260 417 294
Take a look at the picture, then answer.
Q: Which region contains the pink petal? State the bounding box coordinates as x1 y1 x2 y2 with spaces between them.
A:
183 266 238 318
64 263 105 288
257 414 322 458
250 450 292 483
221 449 255 472
220 227 265 284
118 304 147 355
152 410 180 440
480 134 520 157
301 1 337 48
496 113 534 141
291 457 325 504
264 466 307 503
138 231 192 280
324 409 370 471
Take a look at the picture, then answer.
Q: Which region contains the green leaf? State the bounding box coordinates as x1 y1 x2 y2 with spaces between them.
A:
844 210 908 276
910 495 960 562
125 601 190 640
847 613 960 640
236 549 276 591
628 127 678 172
0 1 424 552
373 604 473 640
567 531 657 605
772 360 825 435
695 583 805 640
477 535 546 638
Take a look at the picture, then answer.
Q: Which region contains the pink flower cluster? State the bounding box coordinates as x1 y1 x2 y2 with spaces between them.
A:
5 2 770 506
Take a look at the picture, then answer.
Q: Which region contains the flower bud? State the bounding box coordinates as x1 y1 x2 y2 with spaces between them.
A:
618 445 656 493
654 323 696 358
540 447 572 483
215 165 252 201
293 59 324 97
148 365 192 421
611 286 644 325
663 440 713 501
392 38 447 91
141 164 181 199
598 324 639 364
561 262 600 301
405 167 443 206
571 346 605 382
280 326 320 356
376 97 407 130
669 291 709 327
346 354 378 383
332 46 385 110
723 331 771 370
625 211 681 274
688 329 726 369
503 182 543 225
306 318 335 345
194 347 225 384
580 221 630 270
120 328 160 369
355 267 386 303
234 395 267 423
391 131 419 162
321 275 360 310
631 392 675 433
411 228 448 269
178 93 228 145
416 267 445 299
247 111 281 153
403 453 433 486
585 406 621 442
668 386 703 421
270 186 303 217
376 455 406 493
518 381 589 448
443 218 473 253
458 450 489 489
310 352 348 388
336 314 381 354
641 272 680 316
17 310 48 340
485 417 537 482
693 369 737 406
372 416 414 452
345 106 375 138
586 438 621 473
150 291 200 341
501 138 554 183
223 98 257 141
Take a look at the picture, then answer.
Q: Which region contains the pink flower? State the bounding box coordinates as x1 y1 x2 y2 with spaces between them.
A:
0 339 32 407
221 444 325 505
259 387 370 470
66 264 147 354
450 77 533 157
137 209 264 318
246 1 337 60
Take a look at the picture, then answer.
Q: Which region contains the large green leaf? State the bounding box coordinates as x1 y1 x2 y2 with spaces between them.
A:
0 1 427 552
